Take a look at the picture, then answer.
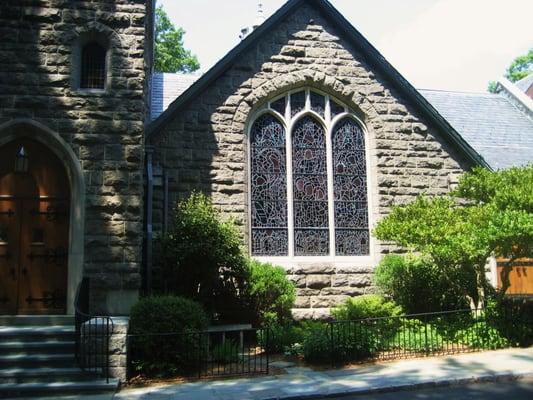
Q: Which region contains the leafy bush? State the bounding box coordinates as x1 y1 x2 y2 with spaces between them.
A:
129 296 209 376
245 259 296 325
154 192 248 321
454 321 509 350
258 323 304 354
391 319 444 352
374 254 470 314
332 294 403 321
302 321 379 364
211 340 240 364
495 297 533 346
284 342 304 357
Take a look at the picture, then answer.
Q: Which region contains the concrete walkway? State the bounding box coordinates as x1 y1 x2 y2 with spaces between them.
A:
24 347 533 400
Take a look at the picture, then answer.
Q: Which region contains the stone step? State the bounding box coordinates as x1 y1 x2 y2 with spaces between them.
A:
0 315 74 327
0 353 77 368
0 326 75 342
0 379 119 398
0 367 99 384
0 340 75 355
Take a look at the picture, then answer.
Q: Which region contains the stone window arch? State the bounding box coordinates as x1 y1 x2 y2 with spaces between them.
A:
248 89 371 261
71 28 113 91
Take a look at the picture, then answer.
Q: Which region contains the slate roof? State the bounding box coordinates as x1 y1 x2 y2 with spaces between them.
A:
419 89 533 170
151 72 202 121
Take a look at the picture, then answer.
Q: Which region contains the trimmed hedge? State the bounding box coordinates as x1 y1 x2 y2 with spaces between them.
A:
129 296 209 376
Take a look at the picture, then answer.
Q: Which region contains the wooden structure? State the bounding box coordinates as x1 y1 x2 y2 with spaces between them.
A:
497 258 533 295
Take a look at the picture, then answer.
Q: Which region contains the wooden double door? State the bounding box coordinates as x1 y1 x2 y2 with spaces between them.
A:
0 139 70 315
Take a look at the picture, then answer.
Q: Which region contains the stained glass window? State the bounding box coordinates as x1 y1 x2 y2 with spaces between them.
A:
270 97 286 116
290 91 306 117
250 90 369 258
333 118 369 255
310 92 325 118
330 100 345 119
250 114 288 256
292 116 329 255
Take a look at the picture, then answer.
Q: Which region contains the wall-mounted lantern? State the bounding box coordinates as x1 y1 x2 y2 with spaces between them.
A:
15 146 29 173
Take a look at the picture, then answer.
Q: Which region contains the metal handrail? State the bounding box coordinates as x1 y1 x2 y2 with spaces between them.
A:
74 277 113 383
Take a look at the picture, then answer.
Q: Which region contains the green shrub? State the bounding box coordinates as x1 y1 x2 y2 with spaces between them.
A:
129 296 209 377
302 321 379 364
211 340 240 364
332 294 403 321
301 322 331 364
374 254 470 314
494 297 533 346
391 319 444 352
154 192 248 321
284 342 303 357
454 321 509 350
258 323 304 354
245 259 295 325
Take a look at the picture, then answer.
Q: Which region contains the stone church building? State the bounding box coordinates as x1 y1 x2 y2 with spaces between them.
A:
1 0 532 319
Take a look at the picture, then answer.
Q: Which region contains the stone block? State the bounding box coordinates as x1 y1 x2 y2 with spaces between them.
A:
281 45 306 57
306 274 331 289
311 295 349 308
349 275 372 288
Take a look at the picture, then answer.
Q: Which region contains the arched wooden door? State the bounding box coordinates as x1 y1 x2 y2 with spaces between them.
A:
0 139 70 315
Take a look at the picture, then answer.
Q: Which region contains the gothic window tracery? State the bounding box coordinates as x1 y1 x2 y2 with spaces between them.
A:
250 89 370 258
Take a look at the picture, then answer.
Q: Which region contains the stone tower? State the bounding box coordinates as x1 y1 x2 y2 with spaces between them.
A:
0 0 154 315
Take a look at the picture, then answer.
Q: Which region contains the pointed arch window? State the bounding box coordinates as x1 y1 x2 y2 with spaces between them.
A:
292 116 329 256
250 114 288 256
249 89 370 258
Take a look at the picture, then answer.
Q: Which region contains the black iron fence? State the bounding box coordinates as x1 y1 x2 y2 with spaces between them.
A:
124 305 533 381
326 307 533 366
127 326 269 379
74 277 113 382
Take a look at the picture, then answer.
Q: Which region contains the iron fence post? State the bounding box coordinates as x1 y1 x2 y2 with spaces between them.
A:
266 327 270 375
106 317 110 383
197 332 202 379
424 315 429 355
330 322 334 368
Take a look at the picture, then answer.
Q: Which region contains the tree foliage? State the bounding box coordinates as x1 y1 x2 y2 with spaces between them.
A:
244 259 295 326
154 5 200 73
374 254 470 313
488 48 533 93
374 165 533 306
505 48 533 83
155 192 248 319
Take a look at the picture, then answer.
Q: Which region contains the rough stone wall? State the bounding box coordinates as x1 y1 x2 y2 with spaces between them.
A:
0 0 151 314
149 4 472 319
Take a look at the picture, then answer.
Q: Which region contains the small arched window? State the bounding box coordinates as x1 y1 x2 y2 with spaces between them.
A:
249 89 370 258
80 42 107 89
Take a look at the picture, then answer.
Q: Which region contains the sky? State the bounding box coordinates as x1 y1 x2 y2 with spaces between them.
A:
157 0 533 93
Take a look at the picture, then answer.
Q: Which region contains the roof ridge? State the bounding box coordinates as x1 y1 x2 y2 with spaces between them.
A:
418 88 497 96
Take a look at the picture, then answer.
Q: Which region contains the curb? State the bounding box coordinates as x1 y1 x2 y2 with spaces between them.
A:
268 372 532 400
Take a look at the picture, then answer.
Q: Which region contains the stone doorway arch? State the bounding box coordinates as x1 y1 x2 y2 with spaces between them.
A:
0 119 85 315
